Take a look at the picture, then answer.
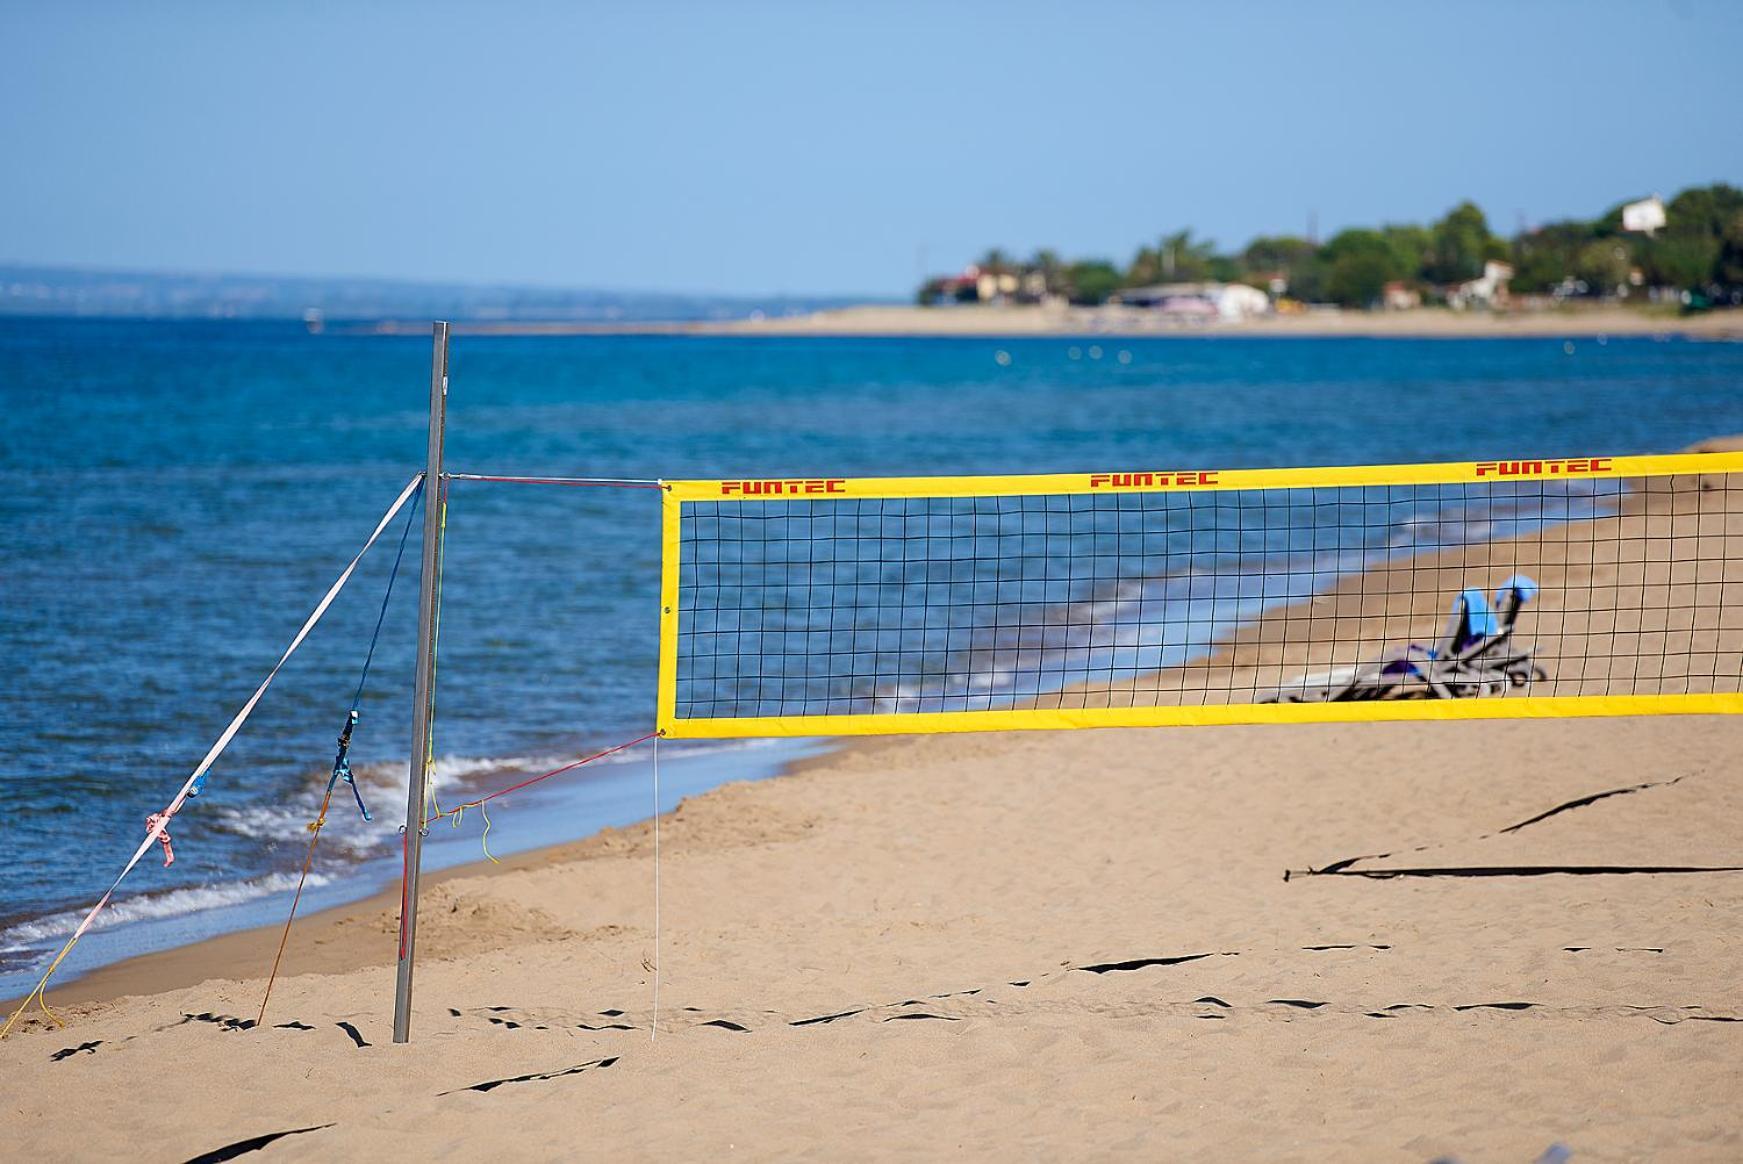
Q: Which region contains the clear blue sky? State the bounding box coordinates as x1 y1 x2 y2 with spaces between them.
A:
3 0 1739 297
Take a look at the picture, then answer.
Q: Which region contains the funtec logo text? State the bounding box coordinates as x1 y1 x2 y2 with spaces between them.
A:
719 478 848 496
1088 471 1219 489
1474 457 1614 478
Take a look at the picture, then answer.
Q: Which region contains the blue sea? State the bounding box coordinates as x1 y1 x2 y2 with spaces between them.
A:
2 318 1741 995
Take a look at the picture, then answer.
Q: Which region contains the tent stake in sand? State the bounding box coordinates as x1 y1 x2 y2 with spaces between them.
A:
393 322 449 1044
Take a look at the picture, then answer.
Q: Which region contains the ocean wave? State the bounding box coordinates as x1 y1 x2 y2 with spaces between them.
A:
350 738 779 791
0 870 333 954
1 735 790 972
205 800 383 855
205 737 782 853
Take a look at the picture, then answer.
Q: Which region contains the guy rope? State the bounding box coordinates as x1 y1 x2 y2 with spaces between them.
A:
0 473 425 1039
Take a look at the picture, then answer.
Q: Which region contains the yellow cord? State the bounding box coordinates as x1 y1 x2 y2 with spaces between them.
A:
437 799 500 864
479 801 500 864
414 485 448 834
0 936 76 1038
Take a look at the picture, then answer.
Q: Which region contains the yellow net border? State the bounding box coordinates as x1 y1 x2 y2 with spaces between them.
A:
657 452 1743 738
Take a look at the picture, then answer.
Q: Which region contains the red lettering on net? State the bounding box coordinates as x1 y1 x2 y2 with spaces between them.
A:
720 478 848 496
1474 457 1614 478
1088 471 1219 489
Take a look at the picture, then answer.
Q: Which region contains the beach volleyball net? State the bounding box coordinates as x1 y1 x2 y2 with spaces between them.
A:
657 453 1743 737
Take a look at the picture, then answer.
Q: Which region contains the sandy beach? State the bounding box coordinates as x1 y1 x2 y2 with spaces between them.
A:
365 303 1743 341
4 447 1740 1161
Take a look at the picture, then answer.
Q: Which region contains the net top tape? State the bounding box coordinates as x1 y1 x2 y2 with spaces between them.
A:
663 451 1743 503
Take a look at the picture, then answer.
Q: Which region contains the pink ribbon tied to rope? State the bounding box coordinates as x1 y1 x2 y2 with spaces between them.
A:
145 812 175 867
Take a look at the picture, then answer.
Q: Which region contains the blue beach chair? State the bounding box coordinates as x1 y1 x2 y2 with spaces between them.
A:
1263 575 1545 703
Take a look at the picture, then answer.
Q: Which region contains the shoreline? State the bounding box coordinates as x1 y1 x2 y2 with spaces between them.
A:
13 439 1738 1016
0 735 869 1016
0 735 831 1008
352 303 1743 340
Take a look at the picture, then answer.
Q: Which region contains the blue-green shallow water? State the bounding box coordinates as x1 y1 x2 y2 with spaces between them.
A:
2 318 1740 994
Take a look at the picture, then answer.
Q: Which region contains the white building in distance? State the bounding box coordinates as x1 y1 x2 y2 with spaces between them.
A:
1621 195 1667 236
1114 282 1272 320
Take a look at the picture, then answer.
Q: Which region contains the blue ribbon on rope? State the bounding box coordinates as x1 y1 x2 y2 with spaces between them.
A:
328 708 371 821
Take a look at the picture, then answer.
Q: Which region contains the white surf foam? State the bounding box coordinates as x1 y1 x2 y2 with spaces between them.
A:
0 870 334 954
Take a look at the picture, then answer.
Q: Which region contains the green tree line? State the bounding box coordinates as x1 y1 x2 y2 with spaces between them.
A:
918 184 1743 309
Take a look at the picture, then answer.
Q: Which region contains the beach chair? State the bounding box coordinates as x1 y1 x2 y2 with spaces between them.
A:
1462 574 1546 689
1409 576 1547 697
1262 575 1544 703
